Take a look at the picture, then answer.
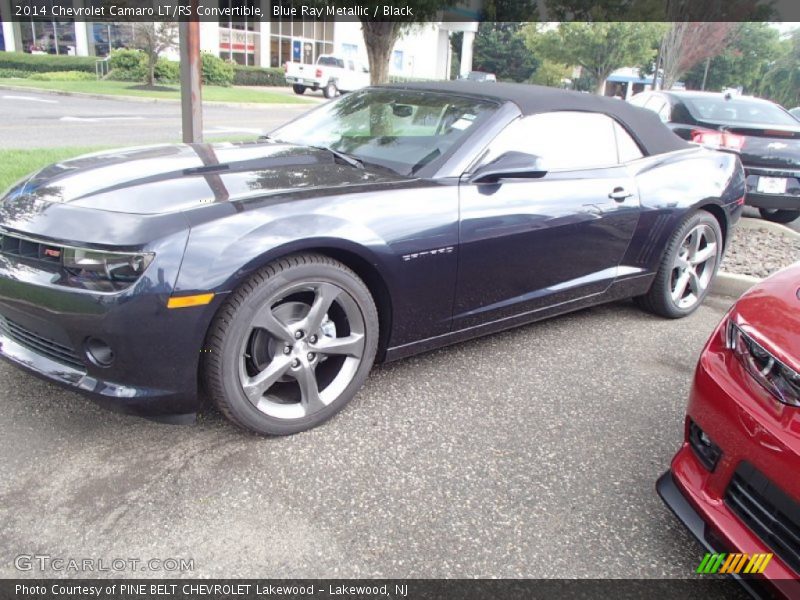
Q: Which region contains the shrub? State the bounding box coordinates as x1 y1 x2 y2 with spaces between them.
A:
108 48 146 73
28 70 95 81
232 65 286 87
106 50 178 84
105 69 141 82
106 49 146 82
154 58 179 83
201 53 235 86
0 68 30 79
0 52 97 74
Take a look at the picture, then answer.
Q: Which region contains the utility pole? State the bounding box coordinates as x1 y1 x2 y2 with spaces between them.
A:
701 56 711 91
179 4 202 144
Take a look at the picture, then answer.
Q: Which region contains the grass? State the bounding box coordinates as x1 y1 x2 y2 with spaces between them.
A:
0 78 314 104
0 147 109 192
0 137 263 191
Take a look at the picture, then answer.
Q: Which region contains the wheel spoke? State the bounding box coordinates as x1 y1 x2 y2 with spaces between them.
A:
691 242 717 265
252 307 294 343
672 270 691 301
314 333 365 358
674 255 691 270
243 355 292 403
302 283 341 334
293 364 325 414
689 228 703 255
688 269 706 295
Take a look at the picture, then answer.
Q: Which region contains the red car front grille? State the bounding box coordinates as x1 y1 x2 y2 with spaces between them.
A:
725 462 800 576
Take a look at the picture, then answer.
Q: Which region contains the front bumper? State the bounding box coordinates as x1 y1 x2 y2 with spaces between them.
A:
0 232 220 420
0 325 194 422
659 322 800 599
656 471 777 600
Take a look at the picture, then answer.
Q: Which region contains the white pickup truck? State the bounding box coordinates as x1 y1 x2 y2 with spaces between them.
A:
285 55 370 99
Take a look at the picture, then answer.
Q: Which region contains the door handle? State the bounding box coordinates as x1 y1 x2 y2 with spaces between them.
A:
609 187 633 202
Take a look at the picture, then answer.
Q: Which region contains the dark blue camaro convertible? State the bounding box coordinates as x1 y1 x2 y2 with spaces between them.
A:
0 82 745 435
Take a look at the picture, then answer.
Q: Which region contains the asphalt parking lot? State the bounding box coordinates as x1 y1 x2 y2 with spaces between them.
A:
0 294 746 592
0 88 317 148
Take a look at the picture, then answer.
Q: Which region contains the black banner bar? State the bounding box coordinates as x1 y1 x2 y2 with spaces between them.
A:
3 0 799 23
0 579 759 600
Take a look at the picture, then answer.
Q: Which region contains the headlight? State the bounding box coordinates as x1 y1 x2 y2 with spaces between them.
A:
726 320 800 407
62 248 154 291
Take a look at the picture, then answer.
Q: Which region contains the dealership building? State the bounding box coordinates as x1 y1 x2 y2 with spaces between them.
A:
0 1 480 80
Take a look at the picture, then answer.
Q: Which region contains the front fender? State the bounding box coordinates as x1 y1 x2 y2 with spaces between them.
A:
174 212 397 296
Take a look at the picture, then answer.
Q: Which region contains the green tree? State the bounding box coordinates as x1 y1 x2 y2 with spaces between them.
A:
331 1 453 85
682 23 782 94
760 30 800 108
132 22 178 88
529 59 572 87
347 0 538 85
523 22 666 94
451 22 539 82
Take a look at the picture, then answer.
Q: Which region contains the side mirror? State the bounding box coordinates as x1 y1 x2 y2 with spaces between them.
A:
468 151 547 184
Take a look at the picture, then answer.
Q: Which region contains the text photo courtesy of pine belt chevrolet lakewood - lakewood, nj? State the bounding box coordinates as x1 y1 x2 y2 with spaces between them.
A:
0 1 799 598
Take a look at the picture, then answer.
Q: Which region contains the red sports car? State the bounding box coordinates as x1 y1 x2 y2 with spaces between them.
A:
658 263 800 598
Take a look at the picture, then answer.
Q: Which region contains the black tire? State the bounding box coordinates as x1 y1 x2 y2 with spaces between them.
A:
292 84 306 95
323 81 338 99
759 207 800 224
635 210 723 319
204 253 379 436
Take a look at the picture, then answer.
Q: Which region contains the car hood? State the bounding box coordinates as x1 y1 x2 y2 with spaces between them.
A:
733 263 800 372
0 142 407 216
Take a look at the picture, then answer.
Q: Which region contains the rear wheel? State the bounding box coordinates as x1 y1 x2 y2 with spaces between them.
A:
292 84 306 95
759 207 800 224
636 211 722 318
323 81 338 99
204 254 379 436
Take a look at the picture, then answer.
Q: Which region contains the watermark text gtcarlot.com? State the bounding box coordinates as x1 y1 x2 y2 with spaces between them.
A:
14 554 194 573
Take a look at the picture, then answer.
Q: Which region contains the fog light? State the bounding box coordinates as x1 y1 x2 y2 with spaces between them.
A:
688 419 722 471
85 337 114 367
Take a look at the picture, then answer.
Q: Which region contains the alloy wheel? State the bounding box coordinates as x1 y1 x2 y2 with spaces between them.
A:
238 281 366 420
670 223 718 309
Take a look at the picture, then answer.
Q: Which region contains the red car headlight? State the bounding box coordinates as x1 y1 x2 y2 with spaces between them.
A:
726 320 800 407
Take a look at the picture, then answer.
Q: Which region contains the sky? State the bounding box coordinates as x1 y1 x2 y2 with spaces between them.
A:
771 22 799 35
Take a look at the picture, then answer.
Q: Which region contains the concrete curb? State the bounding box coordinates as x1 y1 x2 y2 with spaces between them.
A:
739 216 800 240
712 215 798 298
0 84 314 110
712 272 761 298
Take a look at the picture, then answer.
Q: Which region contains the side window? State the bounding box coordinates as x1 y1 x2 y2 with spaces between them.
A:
481 112 618 171
613 122 644 163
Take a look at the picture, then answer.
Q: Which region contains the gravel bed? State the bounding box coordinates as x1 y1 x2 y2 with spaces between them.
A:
721 225 800 279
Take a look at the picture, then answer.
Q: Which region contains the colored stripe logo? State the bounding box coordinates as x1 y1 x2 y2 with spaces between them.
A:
696 552 772 574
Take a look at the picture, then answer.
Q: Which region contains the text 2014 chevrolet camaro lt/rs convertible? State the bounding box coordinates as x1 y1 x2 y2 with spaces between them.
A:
0 82 745 435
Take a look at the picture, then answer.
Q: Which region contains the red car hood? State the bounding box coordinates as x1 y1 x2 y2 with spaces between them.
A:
733 263 800 372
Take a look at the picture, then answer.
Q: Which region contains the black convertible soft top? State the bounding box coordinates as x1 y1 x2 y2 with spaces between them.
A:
383 81 690 157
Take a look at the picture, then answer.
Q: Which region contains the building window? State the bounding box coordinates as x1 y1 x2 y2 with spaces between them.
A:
19 19 76 54
217 0 259 65
90 22 136 57
268 12 334 68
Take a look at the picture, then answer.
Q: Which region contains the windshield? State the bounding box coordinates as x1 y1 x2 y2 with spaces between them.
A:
683 96 798 127
269 89 499 175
